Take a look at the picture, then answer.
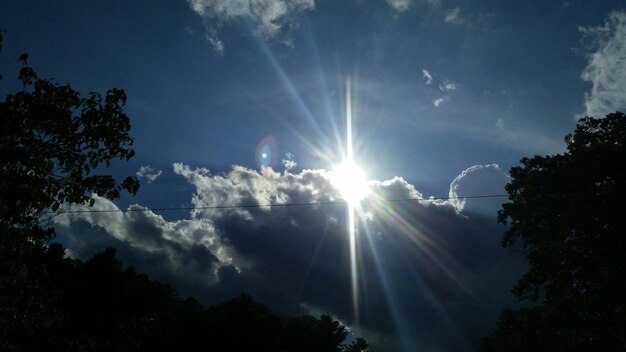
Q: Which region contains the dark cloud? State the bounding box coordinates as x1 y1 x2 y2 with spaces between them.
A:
55 164 524 351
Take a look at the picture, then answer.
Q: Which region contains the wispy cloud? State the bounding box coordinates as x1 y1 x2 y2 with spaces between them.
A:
579 11 626 118
205 28 225 54
439 80 456 92
422 71 457 106
445 7 461 23
422 69 433 85
136 165 162 183
188 0 315 52
432 96 448 107
386 0 410 12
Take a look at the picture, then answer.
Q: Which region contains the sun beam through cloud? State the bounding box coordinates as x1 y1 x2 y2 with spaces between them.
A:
333 79 367 323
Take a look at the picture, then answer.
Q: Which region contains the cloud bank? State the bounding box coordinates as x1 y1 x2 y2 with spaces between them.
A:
580 10 626 118
56 163 522 351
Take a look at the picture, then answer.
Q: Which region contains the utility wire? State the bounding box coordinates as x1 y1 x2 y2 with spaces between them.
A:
55 194 509 214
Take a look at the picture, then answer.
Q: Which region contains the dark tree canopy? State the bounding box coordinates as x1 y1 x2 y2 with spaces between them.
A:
344 337 373 352
0 34 140 350
0 50 139 239
277 314 348 352
482 112 626 351
1 245 364 352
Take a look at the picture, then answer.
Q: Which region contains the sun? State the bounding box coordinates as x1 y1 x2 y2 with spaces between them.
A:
332 160 370 205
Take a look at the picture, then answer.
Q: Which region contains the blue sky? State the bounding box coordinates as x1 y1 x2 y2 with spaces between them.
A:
2 0 626 350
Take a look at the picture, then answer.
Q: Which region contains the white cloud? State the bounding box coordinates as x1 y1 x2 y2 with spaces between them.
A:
580 11 626 118
422 69 433 85
432 96 448 107
445 7 461 23
439 80 457 92
206 31 225 54
448 164 503 212
421 72 457 106
386 0 410 12
496 118 504 129
188 0 315 51
282 152 297 171
136 165 162 183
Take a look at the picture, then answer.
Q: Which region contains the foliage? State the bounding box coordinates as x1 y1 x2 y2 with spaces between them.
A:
277 314 348 352
1 246 367 352
344 337 373 352
0 32 139 350
481 112 626 351
0 47 139 239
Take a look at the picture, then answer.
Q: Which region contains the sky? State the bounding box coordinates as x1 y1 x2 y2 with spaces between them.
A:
2 0 626 350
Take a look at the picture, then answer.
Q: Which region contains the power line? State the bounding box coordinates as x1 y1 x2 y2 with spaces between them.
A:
55 194 509 214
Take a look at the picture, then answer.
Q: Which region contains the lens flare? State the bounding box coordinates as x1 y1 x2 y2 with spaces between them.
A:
255 136 278 168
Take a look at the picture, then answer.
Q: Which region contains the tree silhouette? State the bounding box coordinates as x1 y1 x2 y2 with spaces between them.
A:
481 112 626 351
344 337 373 352
277 314 348 352
0 32 140 350
0 60 139 240
1 244 367 351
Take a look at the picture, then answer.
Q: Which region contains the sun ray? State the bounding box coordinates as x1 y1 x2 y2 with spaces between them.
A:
314 79 369 323
345 79 360 323
366 193 475 294
348 202 359 322
359 219 415 351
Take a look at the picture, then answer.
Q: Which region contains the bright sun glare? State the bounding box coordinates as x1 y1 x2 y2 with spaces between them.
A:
332 160 370 205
